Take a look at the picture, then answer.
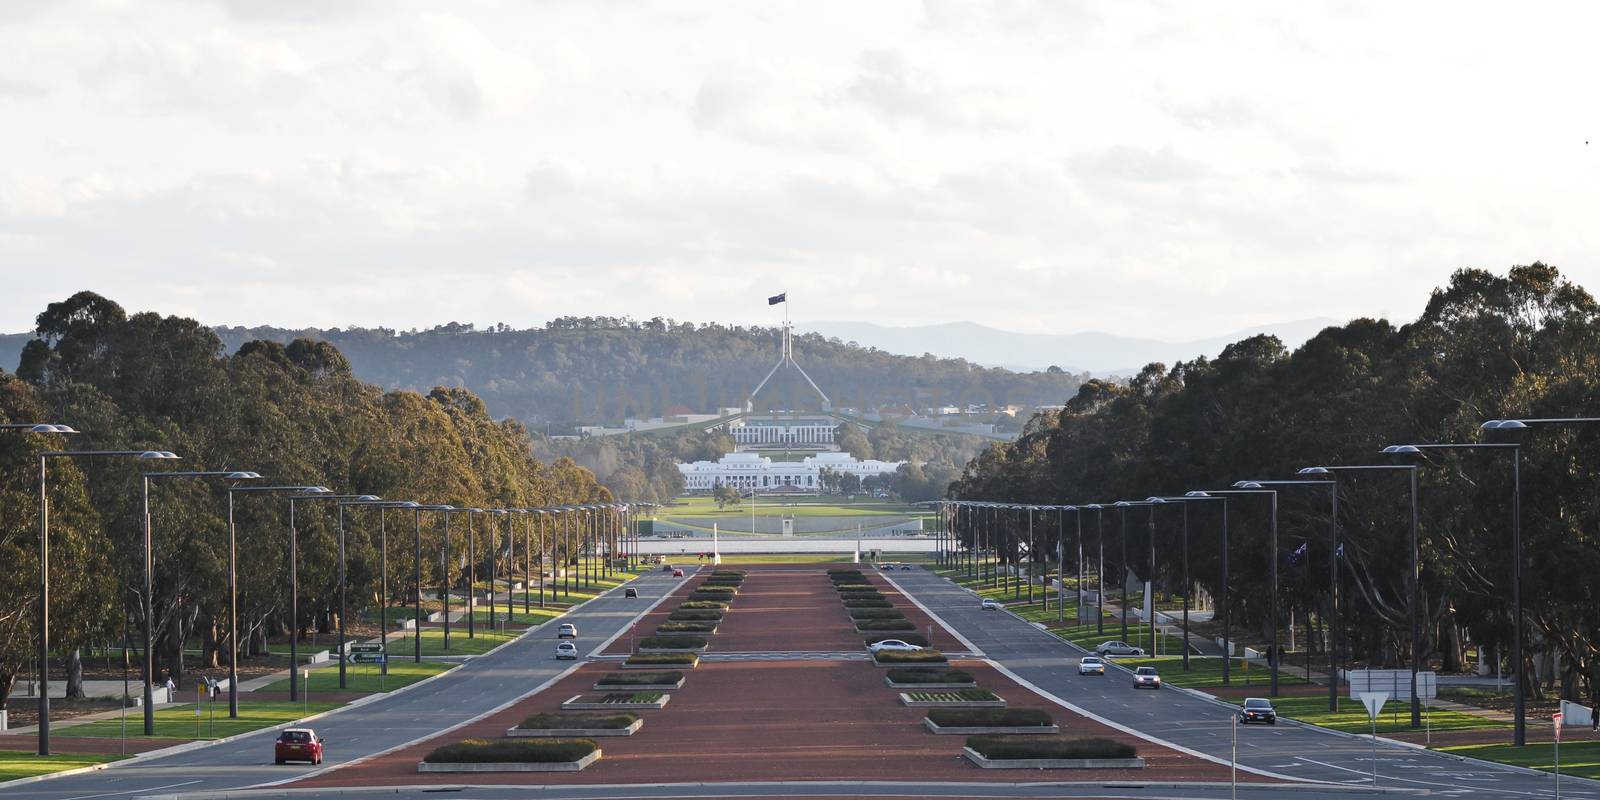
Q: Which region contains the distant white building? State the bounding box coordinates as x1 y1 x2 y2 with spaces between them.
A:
678 451 905 493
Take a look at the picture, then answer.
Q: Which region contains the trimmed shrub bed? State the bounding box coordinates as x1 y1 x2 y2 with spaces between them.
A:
622 653 698 668
963 736 1141 769
843 598 894 608
701 576 743 585
422 737 598 764
901 688 1005 708
668 609 724 621
595 671 684 687
886 668 976 687
678 600 728 610
827 569 864 578
638 635 708 650
712 569 747 577
848 607 906 620
692 585 735 595
839 591 884 600
656 621 717 634
688 591 735 602
833 583 874 592
511 713 641 738
561 692 669 710
930 709 1051 728
856 620 916 632
865 633 930 648
873 649 948 666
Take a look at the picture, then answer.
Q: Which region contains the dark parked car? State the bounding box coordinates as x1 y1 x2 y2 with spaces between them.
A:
624 587 638 598
1239 697 1277 725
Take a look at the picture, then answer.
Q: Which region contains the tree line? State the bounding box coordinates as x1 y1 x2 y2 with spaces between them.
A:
949 264 1600 704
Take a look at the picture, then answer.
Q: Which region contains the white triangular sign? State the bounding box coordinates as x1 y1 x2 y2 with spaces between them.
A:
1358 691 1389 721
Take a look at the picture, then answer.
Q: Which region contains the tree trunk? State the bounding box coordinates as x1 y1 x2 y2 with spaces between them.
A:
201 622 220 669
65 649 84 699
0 669 14 711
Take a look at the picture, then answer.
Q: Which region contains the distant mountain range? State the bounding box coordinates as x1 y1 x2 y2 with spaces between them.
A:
798 318 1342 374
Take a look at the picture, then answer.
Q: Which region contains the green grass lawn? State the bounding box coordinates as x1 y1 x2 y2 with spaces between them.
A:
0 750 125 781
257 660 454 694
665 496 922 518
463 607 564 627
58 700 340 740
715 554 859 564
1440 741 1600 779
1235 694 1508 736
1117 655 1308 689
401 628 521 656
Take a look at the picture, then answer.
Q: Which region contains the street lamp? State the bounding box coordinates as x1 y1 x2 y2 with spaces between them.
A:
1205 485 1280 696
1084 504 1107 634
1237 477 1337 710
226 484 328 715
1147 495 1214 672
37 447 179 754
286 491 372 699
1182 492 1232 682
336 499 419 686
411 505 454 662
140 469 261 731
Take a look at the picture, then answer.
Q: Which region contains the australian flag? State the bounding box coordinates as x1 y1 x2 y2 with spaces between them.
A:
768 292 787 305
1287 542 1309 564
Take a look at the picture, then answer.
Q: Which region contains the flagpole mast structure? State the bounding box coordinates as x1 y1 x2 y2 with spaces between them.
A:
748 292 831 413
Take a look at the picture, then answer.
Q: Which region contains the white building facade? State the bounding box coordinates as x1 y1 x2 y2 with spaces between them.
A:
678 451 904 493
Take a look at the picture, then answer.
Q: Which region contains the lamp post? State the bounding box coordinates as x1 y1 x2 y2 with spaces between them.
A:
441 507 483 647
1181 492 1231 683
412 505 454 661
141 470 262 731
285 491 372 699
226 485 329 713
1148 495 1210 672
37 447 178 754
1237 478 1337 709
1085 504 1106 634
1112 500 1157 648
336 499 418 685
1205 486 1280 696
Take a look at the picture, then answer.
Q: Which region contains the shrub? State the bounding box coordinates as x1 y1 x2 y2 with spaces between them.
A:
595 671 683 687
827 569 864 577
692 585 735 595
517 712 638 730
839 591 883 601
624 652 696 666
843 599 893 609
656 621 716 633
904 688 999 702
701 576 743 585
595 691 664 703
678 600 728 609
929 708 1053 728
887 668 974 684
865 633 930 647
711 569 746 577
833 583 873 592
849 607 906 620
668 609 724 621
688 592 734 602
873 649 947 664
966 736 1135 760
857 619 915 631
424 738 598 763
638 635 707 650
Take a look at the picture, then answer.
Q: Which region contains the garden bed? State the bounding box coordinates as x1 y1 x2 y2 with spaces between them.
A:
637 635 708 653
621 653 699 669
926 708 1053 734
900 688 1005 708
667 609 724 622
656 622 718 634
419 738 601 772
872 649 949 667
839 591 885 601
688 591 736 602
848 607 906 620
885 668 976 688
594 671 685 690
962 736 1142 770
856 620 916 632
561 692 670 710
508 713 642 738
678 600 728 610
843 598 894 608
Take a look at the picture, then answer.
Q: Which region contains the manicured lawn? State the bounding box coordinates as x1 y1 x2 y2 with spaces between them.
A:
665 496 922 517
1043 620 1189 657
402 628 521 656
715 554 860 564
1118 656 1307 689
0 750 124 781
464 607 565 627
512 571 639 606
1223 694 1508 736
257 660 455 693
58 700 340 740
1440 741 1600 779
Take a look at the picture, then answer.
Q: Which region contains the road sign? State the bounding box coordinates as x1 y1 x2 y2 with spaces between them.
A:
350 643 384 654
1554 712 1564 742
1358 691 1390 721
350 653 386 664
1348 669 1435 701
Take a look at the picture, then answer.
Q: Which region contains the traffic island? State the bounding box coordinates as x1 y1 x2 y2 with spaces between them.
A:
621 653 699 669
655 622 718 635
925 708 1058 735
560 692 670 710
962 736 1144 770
899 689 1005 708
506 713 642 738
870 649 949 668
637 635 709 653
418 738 601 772
885 668 977 689
594 671 685 691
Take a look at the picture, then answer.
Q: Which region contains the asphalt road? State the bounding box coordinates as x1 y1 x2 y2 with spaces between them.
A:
13 571 687 800
885 568 1595 800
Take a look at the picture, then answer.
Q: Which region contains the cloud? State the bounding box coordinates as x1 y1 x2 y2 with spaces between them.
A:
1069 145 1210 184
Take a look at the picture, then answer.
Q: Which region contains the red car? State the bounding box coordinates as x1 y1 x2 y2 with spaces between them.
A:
274 728 325 765
672 569 685 577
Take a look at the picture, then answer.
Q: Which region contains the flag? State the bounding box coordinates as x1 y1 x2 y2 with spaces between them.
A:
1287 542 1309 564
768 292 786 305
1335 543 1345 558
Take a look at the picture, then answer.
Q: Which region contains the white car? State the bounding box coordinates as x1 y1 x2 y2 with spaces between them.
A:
980 599 1002 611
557 623 578 639
1133 666 1162 689
1094 640 1146 657
1078 656 1106 675
867 639 923 654
554 641 578 660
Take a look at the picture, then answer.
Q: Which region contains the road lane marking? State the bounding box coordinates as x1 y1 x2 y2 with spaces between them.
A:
63 779 201 799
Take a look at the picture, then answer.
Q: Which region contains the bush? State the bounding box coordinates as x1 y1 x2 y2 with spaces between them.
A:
668 609 724 621
849 607 906 620
887 668 974 684
624 652 696 666
424 738 598 763
595 691 664 703
843 599 893 608
701 576 743 586
517 712 638 730
638 635 707 649
928 708 1052 728
688 591 734 602
692 585 735 595
595 671 683 686
966 736 1135 760
656 621 716 633
865 633 930 647
833 583 873 592
904 688 999 702
873 649 947 664
839 591 884 601
856 619 916 631
711 570 747 577
678 600 728 610
827 569 864 577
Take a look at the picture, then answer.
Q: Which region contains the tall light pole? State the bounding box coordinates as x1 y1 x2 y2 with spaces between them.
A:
1236 478 1337 708
284 491 372 699
1112 500 1157 646
37 447 178 754
1206 487 1280 696
1085 504 1106 634
1181 492 1231 683
336 499 418 686
412 505 454 662
141 470 262 731
227 485 329 714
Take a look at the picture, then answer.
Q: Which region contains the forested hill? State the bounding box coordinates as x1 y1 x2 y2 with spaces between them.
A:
189 318 1085 427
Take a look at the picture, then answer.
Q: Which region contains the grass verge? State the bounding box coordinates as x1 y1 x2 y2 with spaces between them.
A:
258 660 454 693
58 700 340 740
0 751 125 781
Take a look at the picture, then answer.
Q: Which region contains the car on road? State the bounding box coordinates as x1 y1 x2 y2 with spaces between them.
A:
624 587 638 598
274 728 325 765
980 598 1002 611
672 568 685 577
1239 697 1277 724
1094 640 1146 657
661 563 675 572
554 641 578 660
1078 656 1106 675
899 564 914 571
557 623 578 639
867 639 923 654
1132 666 1162 689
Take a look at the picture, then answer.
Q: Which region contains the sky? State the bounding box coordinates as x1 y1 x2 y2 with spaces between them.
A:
1 0 1597 341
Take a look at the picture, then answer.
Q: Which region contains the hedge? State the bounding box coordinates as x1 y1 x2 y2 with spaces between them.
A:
678 600 728 609
849 608 906 620
711 570 747 577
929 708 1052 728
423 738 598 763
965 736 1135 760
594 691 664 703
833 582 873 591
656 621 716 633
595 671 683 687
638 635 707 649
843 599 893 608
865 633 930 647
692 585 735 595
688 592 734 602
839 591 883 600
827 569 864 577
857 619 916 631
701 576 743 586
668 609 724 621
904 688 999 702
518 712 638 730
887 668 974 684
624 652 697 666
873 649 947 664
